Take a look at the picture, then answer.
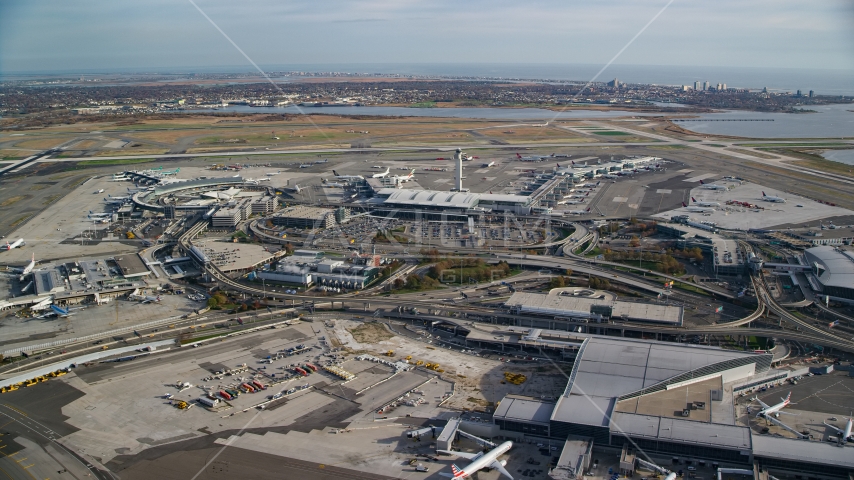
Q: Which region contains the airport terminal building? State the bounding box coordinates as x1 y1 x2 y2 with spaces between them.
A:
803 246 854 302
489 332 854 478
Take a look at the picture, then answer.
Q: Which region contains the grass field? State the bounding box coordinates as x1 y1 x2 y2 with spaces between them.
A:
591 131 631 136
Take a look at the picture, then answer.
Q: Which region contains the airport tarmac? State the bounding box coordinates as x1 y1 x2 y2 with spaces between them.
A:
0 291 196 353
653 180 854 230
735 371 854 441
0 318 470 478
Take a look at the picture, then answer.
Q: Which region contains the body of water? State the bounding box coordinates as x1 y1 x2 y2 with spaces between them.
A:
822 150 854 165
197 103 852 139
672 104 854 138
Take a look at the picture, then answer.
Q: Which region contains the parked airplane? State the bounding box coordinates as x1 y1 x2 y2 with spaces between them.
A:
691 197 721 207
755 392 795 418
285 184 302 194
581 182 601 188
299 164 312 168
265 171 281 176
699 180 728 190
371 165 384 169
389 169 416 183
3 238 25 251
568 208 591 215
762 191 786 203
95 189 105 194
13 253 37 276
481 161 496 168
681 202 715 213
439 438 513 479
516 153 545 162
371 167 390 179
824 417 854 443
332 170 364 181
50 304 73 318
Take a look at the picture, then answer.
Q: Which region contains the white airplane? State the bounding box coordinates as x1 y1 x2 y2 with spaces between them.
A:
285 184 302 194
691 197 721 207
371 167 390 179
299 164 312 168
138 295 161 304
332 170 364 181
371 165 384 169
824 417 854 443
681 202 715 213
699 180 727 190
19 253 36 276
568 208 591 215
88 211 111 218
95 189 105 194
389 169 416 183
482 161 496 168
762 191 786 203
440 439 513 479
516 153 545 162
755 392 795 418
265 171 281 176
3 238 25 251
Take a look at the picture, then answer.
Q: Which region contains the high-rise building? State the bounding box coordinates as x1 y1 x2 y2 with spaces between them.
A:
682 85 689 92
809 90 815 98
721 83 727 91
703 81 710 91
694 81 702 90
608 78 619 88
796 89 803 97
716 83 723 91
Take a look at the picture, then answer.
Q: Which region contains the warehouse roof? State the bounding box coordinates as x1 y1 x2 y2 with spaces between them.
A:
610 412 752 450
493 395 555 425
377 188 530 209
551 336 760 427
804 246 854 289
505 292 683 326
752 434 854 469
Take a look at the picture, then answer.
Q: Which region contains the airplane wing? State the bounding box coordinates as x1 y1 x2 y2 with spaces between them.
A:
824 422 844 435
756 399 770 409
437 450 481 461
491 460 514 480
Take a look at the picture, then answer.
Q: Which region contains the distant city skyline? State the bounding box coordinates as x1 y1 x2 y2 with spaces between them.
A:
1 0 853 75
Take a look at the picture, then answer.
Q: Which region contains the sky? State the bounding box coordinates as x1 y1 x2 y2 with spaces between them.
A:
1 0 853 74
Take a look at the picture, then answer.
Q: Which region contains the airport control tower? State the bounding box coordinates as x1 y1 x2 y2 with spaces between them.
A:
453 148 463 191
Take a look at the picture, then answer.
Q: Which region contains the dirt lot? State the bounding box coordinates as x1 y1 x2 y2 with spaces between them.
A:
347 322 395 344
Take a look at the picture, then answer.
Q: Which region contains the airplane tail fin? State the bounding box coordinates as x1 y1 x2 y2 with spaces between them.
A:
516 153 521 158
700 180 705 184
762 191 767 196
333 170 340 176
692 197 697 202
682 202 688 207
451 464 465 477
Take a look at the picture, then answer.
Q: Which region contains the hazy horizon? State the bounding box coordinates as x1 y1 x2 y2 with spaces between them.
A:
2 1 852 75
